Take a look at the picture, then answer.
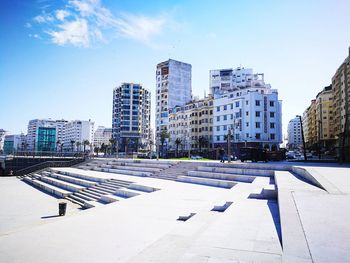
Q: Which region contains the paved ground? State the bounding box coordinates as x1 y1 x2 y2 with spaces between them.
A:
0 161 349 262
0 177 81 235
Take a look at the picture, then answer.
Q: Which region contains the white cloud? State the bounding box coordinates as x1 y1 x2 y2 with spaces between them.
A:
47 19 89 47
55 10 70 21
24 22 32 28
31 0 168 47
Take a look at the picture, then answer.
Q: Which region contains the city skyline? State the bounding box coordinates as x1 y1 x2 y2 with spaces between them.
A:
1 0 350 137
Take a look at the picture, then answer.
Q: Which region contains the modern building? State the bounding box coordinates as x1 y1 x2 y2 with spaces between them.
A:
287 117 302 150
303 100 317 149
64 120 94 152
27 119 57 152
168 95 214 153
3 134 26 154
209 67 264 95
213 68 282 153
332 47 350 158
0 129 7 152
155 59 192 134
93 126 113 148
112 83 151 153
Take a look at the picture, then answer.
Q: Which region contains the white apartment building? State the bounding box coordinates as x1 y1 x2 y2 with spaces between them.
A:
94 126 112 148
27 119 57 151
3 133 26 154
0 129 7 152
156 59 192 133
213 70 282 152
287 117 302 150
64 120 94 151
210 67 264 95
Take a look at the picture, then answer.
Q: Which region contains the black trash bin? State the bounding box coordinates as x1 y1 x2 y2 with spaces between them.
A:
59 202 67 216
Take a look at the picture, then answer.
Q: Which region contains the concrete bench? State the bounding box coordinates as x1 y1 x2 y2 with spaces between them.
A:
127 183 159 193
113 188 143 198
197 166 273 177
187 171 255 183
177 176 236 189
23 177 72 198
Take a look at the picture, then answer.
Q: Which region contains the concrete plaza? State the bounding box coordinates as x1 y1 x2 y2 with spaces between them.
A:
0 159 349 262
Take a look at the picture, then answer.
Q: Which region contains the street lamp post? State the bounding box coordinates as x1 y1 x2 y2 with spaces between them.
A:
227 129 232 162
156 133 159 161
297 115 307 161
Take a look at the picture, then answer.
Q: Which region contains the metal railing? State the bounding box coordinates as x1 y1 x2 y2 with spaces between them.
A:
15 158 86 177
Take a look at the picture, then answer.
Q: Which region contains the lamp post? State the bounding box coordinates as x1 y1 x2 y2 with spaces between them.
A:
297 115 307 161
156 133 159 161
227 129 232 163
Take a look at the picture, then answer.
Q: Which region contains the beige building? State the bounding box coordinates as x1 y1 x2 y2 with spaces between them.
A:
332 47 350 149
303 100 317 148
315 85 336 148
168 95 214 153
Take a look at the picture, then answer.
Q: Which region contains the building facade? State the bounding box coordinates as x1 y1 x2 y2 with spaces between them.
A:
168 95 214 153
155 59 192 134
27 119 58 151
64 120 94 152
212 69 282 153
209 67 264 95
112 83 151 152
287 117 302 150
0 129 7 152
303 100 317 149
3 134 26 154
93 126 113 148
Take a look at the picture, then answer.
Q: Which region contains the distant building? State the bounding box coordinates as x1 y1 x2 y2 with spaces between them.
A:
155 59 192 134
213 68 282 153
287 117 302 150
64 120 94 151
0 129 7 152
168 95 214 153
3 134 26 154
27 119 59 152
303 100 317 149
209 67 264 95
112 83 151 152
94 126 112 148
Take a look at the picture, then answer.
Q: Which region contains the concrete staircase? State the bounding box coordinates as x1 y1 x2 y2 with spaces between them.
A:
151 162 202 180
22 168 157 209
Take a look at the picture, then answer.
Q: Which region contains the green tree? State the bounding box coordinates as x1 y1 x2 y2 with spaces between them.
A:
76 141 82 152
175 138 182 157
83 140 90 152
70 140 75 152
160 131 170 157
109 137 116 154
197 136 209 153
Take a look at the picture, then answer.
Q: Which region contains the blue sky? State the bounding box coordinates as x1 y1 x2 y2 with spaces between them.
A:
1 0 350 138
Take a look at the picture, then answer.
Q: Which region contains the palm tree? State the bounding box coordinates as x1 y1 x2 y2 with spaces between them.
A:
197 136 209 154
70 140 75 152
175 138 182 157
109 137 116 154
76 141 82 152
83 140 90 152
100 143 107 156
160 131 170 158
94 146 99 156
124 137 130 154
60 142 64 153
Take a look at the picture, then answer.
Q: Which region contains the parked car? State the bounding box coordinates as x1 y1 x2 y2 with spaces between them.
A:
239 147 268 162
191 155 203 160
223 154 236 161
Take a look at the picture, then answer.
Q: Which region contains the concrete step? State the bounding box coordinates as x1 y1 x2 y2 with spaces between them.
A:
66 196 85 207
187 171 255 183
37 175 86 192
23 177 72 198
86 187 110 195
177 176 236 189
54 170 107 183
99 194 122 203
99 183 121 191
74 192 97 201
93 185 117 194
100 164 162 173
48 172 98 187
104 168 152 177
83 200 106 209
101 181 128 188
82 189 101 199
128 183 159 193
68 194 86 205
114 188 143 198
107 161 171 169
197 166 273 177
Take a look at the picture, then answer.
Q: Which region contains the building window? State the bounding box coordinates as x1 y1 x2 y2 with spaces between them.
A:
246 122 249 127
224 105 227 110
216 136 220 141
235 101 239 107
270 133 275 140
246 111 249 116
217 116 220 121
255 111 261 117
256 133 261 139
231 104 234 109
256 122 261 128
223 115 227 120
270 123 275 129
216 126 220 131
246 101 248 105
270 112 275 118
217 106 220 112
255 100 260 106
223 125 227 131
270 101 275 107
